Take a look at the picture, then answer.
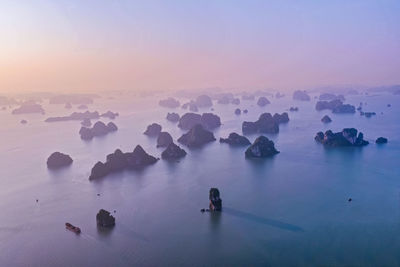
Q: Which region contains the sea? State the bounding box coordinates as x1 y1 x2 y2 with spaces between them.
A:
0 92 399 266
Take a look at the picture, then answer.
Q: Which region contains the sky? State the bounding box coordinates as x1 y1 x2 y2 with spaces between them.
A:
0 0 399 94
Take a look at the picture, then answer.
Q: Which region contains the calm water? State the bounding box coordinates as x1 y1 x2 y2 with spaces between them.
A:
0 93 399 266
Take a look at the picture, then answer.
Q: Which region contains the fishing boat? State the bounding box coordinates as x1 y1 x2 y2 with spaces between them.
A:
65 223 81 234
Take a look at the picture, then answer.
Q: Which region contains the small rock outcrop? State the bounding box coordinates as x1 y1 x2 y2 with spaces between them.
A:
166 112 180 122
144 123 162 136
376 137 388 144
242 112 289 135
159 97 180 108
20 119 27 124
245 136 279 158
234 108 241 115
157 132 173 147
315 128 369 147
89 146 158 180
321 115 332 123
161 143 187 159
289 107 299 112
178 124 216 147
209 188 222 211
96 209 115 227
220 133 251 146
257 97 271 107
293 90 310 101
47 152 73 169
275 92 285 98
79 121 118 140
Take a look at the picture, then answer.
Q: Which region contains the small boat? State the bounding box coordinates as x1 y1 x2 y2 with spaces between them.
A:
65 223 81 234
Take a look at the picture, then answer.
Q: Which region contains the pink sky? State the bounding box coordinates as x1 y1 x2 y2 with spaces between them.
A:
1 1 399 94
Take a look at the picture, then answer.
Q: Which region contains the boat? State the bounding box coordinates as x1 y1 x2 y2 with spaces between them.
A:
65 222 81 234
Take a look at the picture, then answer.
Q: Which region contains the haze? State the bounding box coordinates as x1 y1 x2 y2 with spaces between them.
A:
1 0 399 94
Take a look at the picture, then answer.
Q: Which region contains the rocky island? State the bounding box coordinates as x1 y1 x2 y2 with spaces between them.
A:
293 90 311 101
257 96 271 107
376 137 388 144
79 121 118 140
89 146 158 180
100 111 119 119
96 209 115 227
12 102 45 115
181 101 198 112
315 128 369 147
144 123 162 136
166 112 180 122
245 136 279 158
178 124 216 147
157 132 173 147
220 133 251 146
209 188 222 211
161 143 187 160
46 110 118 122
242 112 289 135
316 99 356 114
319 93 345 101
159 97 180 108
178 112 221 130
194 95 213 107
321 115 332 123
47 152 73 169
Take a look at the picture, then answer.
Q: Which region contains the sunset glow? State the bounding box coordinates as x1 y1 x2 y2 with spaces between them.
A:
1 0 399 93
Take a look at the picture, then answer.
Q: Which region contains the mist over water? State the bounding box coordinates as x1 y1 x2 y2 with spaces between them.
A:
0 91 399 266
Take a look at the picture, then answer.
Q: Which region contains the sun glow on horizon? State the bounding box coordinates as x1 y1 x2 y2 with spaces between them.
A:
1 0 400 94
